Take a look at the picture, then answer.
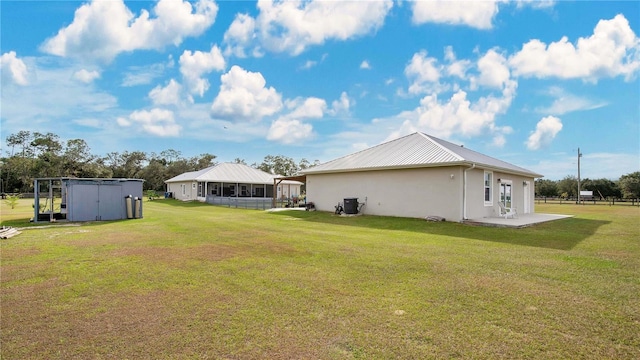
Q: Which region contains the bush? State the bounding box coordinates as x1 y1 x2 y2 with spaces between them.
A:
4 193 22 209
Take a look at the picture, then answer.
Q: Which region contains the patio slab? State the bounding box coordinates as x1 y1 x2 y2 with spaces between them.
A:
463 213 573 228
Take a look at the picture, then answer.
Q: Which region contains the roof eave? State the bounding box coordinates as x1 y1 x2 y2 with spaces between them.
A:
301 161 467 175
302 161 543 178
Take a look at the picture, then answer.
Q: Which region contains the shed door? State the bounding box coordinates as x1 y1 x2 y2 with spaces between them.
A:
98 185 123 220
70 184 124 221
70 185 99 221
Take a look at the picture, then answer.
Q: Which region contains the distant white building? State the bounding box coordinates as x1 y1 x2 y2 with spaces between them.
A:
165 162 302 205
301 132 543 221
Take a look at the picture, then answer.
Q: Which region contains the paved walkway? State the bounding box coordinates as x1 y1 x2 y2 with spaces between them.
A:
463 213 573 228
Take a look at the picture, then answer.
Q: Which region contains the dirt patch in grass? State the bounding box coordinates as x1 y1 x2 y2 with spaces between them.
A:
111 243 241 264
110 240 303 267
0 246 42 259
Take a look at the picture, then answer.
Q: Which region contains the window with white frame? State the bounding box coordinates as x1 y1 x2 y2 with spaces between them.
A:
484 171 493 205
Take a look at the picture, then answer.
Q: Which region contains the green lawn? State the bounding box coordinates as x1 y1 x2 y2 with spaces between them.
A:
1 199 639 359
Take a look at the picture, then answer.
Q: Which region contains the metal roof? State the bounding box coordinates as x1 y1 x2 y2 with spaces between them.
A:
165 163 303 184
301 132 543 178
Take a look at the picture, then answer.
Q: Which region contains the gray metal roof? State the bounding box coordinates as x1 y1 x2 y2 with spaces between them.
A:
301 132 543 178
165 163 302 184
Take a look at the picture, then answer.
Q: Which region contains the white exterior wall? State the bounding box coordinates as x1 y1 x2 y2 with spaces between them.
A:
167 181 197 201
307 167 464 221
493 172 536 215
464 169 536 219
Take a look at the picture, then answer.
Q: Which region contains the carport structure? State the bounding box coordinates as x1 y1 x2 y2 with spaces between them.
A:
273 174 306 208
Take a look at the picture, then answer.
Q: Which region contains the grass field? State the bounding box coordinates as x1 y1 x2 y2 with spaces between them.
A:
1 199 639 359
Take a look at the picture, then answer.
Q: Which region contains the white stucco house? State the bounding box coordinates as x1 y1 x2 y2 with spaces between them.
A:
165 163 302 206
300 132 542 222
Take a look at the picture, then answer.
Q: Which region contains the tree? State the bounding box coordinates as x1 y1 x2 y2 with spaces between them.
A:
140 158 166 191
619 172 640 199
6 130 33 158
256 155 275 174
192 153 217 169
63 139 97 177
297 158 321 170
257 155 299 176
298 158 311 170
273 155 298 176
160 149 182 164
582 178 621 199
557 175 578 199
165 159 192 181
106 151 146 179
4 131 34 192
31 132 63 177
4 193 21 209
535 179 558 197
234 158 247 165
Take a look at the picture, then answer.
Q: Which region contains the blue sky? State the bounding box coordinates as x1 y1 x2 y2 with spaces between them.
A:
1 0 638 180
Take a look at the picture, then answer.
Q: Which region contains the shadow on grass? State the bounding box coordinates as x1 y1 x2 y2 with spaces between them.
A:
269 210 610 250
1 218 40 228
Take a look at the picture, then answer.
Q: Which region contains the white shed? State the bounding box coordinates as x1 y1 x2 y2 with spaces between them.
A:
33 178 144 222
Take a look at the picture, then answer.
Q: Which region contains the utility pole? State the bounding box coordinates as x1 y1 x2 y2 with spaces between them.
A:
577 148 582 205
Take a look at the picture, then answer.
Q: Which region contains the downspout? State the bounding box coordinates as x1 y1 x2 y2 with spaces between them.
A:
463 163 476 220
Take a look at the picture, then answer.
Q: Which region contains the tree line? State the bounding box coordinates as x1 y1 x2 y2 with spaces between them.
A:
536 174 640 200
0 131 319 193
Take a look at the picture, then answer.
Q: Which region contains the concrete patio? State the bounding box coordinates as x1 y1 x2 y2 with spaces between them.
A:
463 213 573 228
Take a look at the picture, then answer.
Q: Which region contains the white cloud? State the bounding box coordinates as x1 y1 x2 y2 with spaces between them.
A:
411 0 500 30
526 115 563 150
267 118 313 144
509 14 640 81
223 13 257 58
285 97 327 119
223 0 393 56
536 87 608 115
360 60 372 70
329 92 353 116
1 51 29 85
72 118 102 128
40 0 218 62
210 65 283 122
405 50 442 95
383 79 518 144
179 45 226 96
444 46 471 79
149 79 183 106
514 0 555 9
73 69 100 83
1 57 118 138
118 108 181 137
472 48 510 89
266 94 343 144
300 60 317 70
121 62 169 87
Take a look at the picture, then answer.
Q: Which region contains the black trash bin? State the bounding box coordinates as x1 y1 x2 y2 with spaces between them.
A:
343 198 358 214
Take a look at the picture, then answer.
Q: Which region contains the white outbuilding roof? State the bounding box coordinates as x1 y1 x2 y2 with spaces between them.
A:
301 132 543 178
165 162 302 185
